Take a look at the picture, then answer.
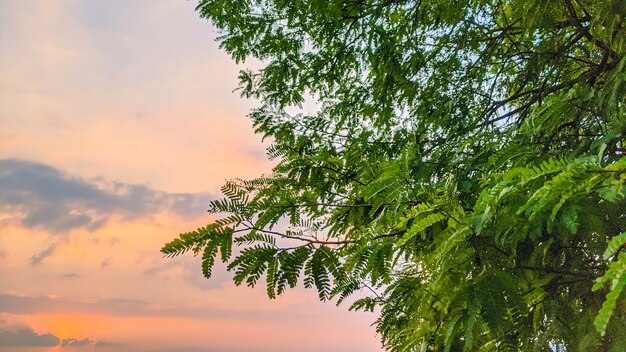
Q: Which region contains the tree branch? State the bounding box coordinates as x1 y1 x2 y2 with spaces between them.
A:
564 0 619 61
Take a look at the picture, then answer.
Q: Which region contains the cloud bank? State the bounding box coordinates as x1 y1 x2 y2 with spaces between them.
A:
0 159 215 234
0 327 109 347
0 328 59 347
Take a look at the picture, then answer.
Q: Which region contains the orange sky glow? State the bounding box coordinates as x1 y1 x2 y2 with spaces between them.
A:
0 1 381 351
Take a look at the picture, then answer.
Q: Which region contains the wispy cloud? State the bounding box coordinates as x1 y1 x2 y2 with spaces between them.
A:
0 159 215 234
30 244 57 266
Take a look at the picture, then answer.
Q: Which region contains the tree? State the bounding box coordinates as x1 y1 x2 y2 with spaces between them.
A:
163 0 626 350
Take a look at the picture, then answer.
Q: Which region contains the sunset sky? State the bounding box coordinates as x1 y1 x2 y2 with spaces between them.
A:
0 1 380 351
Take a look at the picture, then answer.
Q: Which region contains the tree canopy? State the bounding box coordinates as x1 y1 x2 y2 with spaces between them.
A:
163 0 626 350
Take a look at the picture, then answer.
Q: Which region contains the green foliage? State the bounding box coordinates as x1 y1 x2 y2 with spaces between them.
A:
164 0 626 350
593 232 626 336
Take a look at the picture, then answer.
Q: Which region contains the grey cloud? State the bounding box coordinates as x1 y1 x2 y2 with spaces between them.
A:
30 244 56 266
0 159 215 234
0 326 112 348
0 328 59 347
64 272 81 278
62 337 96 347
63 337 116 348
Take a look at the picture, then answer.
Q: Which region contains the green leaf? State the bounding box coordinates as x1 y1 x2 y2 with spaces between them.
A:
604 232 626 260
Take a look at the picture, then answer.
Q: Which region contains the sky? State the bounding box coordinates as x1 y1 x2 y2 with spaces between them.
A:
0 1 381 351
